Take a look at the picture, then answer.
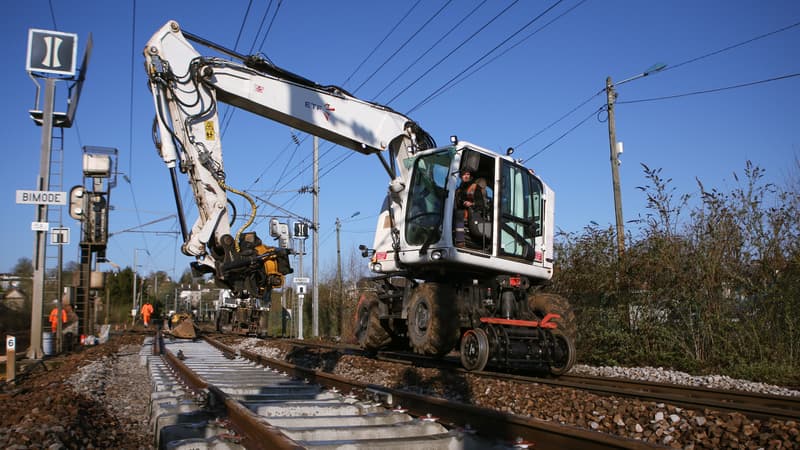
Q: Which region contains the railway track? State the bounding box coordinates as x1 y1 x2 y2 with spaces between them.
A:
146 333 657 449
541 373 800 422
245 336 800 423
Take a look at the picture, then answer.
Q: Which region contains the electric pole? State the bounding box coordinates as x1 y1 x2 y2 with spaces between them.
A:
335 217 343 336
606 76 625 257
312 136 319 337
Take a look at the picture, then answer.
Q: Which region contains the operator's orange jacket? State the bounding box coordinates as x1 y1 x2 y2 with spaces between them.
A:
49 307 67 332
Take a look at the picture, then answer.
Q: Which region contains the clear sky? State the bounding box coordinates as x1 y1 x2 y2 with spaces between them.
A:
2 1 798 282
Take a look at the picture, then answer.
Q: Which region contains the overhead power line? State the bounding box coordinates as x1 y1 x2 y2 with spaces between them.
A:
257 0 283 53
515 89 602 150
516 18 800 158
388 0 522 106
248 0 276 54
425 0 588 109
341 0 423 89
48 0 58 29
233 0 254 50
408 0 567 113
524 107 602 161
619 72 800 105
353 0 454 94
372 0 489 103
664 20 800 74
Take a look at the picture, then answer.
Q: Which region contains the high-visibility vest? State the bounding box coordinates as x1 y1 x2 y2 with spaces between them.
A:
49 308 67 326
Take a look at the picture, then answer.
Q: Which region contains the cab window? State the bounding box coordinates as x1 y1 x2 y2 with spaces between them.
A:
499 162 543 260
405 151 452 245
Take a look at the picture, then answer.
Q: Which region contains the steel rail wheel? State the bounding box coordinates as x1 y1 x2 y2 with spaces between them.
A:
460 328 490 371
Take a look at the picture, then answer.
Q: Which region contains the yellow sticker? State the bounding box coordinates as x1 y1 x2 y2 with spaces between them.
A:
205 121 215 140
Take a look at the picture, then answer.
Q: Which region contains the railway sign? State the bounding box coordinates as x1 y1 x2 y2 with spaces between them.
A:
50 227 70 245
6 336 14 351
31 221 49 231
293 277 310 284
16 190 67 205
26 29 78 76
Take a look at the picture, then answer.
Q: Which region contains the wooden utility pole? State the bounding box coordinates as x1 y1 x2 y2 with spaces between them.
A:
335 217 343 336
606 76 625 257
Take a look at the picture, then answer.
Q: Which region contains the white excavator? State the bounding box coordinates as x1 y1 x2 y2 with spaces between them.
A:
144 20 575 373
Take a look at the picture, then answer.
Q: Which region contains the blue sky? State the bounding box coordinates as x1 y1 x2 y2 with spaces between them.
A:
2 1 798 281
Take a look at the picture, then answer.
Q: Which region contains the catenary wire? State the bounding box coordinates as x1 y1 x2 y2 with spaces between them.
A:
387 0 521 106
48 0 58 29
516 17 800 159
218 0 254 134
618 72 800 105
340 0 423 89
353 0 454 94
257 0 283 53
221 0 276 137
420 0 587 110
664 20 800 74
524 106 602 161
407 0 564 114
372 0 489 103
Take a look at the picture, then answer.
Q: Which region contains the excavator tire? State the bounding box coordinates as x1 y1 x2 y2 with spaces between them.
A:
527 292 577 374
354 292 391 351
407 283 458 357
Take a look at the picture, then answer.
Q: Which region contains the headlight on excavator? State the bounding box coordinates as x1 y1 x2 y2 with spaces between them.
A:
371 262 383 272
431 249 445 260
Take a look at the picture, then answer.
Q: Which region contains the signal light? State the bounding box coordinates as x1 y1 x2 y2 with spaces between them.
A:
69 185 86 220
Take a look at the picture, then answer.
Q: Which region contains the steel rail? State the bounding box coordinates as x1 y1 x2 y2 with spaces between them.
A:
258 337 800 422
206 336 660 449
159 336 302 449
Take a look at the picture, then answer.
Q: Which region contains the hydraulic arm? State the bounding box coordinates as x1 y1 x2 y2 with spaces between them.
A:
144 20 432 297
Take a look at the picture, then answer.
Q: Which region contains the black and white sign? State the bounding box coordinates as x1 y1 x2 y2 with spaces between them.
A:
26 28 78 76
6 336 15 351
16 190 67 205
31 222 49 232
51 227 70 245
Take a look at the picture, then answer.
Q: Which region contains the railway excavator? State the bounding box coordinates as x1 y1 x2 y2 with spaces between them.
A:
144 20 576 373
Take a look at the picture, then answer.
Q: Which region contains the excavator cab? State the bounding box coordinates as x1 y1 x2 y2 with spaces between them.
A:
369 141 554 282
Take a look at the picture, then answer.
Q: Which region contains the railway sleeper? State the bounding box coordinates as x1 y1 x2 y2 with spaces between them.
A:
146 337 492 449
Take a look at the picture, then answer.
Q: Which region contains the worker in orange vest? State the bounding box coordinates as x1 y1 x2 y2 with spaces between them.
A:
141 302 154 327
49 302 67 333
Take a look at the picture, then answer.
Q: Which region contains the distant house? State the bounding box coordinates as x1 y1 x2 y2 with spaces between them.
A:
2 287 27 311
1 273 24 290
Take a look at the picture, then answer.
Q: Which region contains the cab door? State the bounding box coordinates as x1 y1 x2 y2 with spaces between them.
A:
498 162 545 264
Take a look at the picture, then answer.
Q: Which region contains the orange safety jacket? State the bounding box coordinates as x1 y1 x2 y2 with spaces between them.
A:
49 308 67 331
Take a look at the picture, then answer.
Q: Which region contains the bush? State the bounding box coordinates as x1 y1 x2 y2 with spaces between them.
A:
552 161 800 385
